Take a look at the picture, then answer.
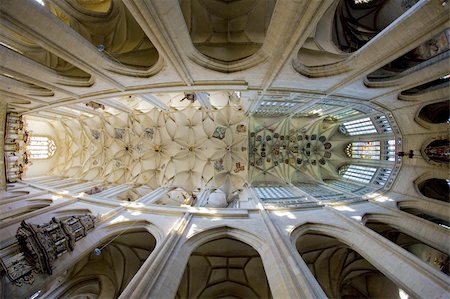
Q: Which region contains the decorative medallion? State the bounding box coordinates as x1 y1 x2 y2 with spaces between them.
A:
212 126 226 139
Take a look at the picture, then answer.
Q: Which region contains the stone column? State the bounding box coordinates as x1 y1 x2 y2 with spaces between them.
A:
45 178 80 189
249 188 328 299
119 213 192 299
95 184 132 198
118 186 209 298
66 181 103 194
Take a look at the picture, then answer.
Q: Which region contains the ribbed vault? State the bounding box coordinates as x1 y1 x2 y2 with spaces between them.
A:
176 237 272 299
55 94 247 198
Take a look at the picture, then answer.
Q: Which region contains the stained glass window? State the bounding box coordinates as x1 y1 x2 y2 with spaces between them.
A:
346 141 381 159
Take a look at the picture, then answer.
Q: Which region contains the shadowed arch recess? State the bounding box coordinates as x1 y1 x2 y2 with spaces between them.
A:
176 236 273 299
295 231 405 298
49 229 157 299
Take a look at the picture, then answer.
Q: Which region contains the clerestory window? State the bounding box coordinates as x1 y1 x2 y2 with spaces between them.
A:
339 165 377 184
27 136 56 159
340 117 377 136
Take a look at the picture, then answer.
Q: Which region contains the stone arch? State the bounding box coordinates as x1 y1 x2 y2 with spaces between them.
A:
415 100 450 128
0 74 54 97
291 222 404 299
2 190 30 200
100 219 164 245
175 225 273 299
293 0 412 75
0 29 93 87
179 0 276 72
0 203 50 222
333 0 411 54
398 75 449 100
45 221 160 299
362 213 449 275
415 176 449 203
397 201 449 229
38 0 163 77
365 29 450 86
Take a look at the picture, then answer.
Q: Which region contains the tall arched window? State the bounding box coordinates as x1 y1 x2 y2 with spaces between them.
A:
27 136 56 159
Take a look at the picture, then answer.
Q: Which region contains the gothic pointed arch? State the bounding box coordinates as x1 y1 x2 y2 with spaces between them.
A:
397 202 450 229
176 236 273 298
39 0 162 77
363 214 449 275
44 228 157 299
366 29 450 85
293 0 415 73
179 0 276 72
399 75 449 100
417 178 449 203
294 227 405 298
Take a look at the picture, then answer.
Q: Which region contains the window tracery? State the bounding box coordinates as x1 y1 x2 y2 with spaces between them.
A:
346 140 396 161
339 164 377 184
27 136 56 159
340 117 377 136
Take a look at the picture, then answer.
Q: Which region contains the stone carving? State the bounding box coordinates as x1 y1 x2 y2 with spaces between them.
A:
214 159 224 172
0 253 36 287
1 215 95 287
144 128 154 140
91 129 101 140
114 128 125 140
